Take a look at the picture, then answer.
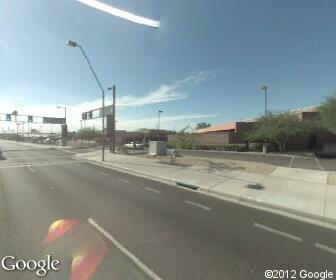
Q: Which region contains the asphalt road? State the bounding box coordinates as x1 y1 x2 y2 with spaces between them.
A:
0 141 335 279
179 149 336 171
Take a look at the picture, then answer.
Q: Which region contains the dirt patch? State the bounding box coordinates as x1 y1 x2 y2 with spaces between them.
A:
140 155 275 175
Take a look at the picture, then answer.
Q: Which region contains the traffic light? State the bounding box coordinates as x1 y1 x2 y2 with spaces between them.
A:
82 113 87 120
6 114 11 121
28 115 33 123
88 111 93 119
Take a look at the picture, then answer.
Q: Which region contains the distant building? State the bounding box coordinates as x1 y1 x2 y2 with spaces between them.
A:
168 106 336 151
192 121 255 145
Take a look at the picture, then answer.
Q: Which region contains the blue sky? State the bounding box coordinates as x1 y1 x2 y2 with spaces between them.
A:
1 0 336 131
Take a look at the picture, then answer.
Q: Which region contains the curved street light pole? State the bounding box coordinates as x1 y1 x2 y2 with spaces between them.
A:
66 40 106 161
261 85 268 153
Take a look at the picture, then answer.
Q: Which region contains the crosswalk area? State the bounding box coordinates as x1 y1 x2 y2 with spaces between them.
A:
0 141 83 169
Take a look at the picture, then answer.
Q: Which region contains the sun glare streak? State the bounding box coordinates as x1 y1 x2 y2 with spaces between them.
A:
76 0 160 28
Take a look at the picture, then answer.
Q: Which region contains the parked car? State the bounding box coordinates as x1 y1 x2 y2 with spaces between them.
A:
42 136 62 144
123 141 144 150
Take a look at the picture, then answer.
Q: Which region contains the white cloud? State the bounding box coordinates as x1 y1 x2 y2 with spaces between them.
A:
118 113 218 131
76 0 160 28
16 96 25 102
110 71 216 107
0 71 217 132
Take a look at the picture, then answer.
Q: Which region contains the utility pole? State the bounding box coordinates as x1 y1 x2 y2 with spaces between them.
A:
107 85 116 153
261 85 268 153
112 85 116 153
157 110 163 130
102 88 105 160
261 85 268 118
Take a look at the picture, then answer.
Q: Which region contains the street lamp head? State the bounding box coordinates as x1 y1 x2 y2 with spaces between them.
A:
261 85 267 91
66 40 78 48
158 110 163 113
56 106 61 109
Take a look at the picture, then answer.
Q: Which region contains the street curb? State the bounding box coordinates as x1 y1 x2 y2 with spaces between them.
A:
80 157 179 187
239 196 334 225
76 155 336 229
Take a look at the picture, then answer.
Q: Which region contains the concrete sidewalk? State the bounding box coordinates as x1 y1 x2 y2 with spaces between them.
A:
76 150 336 227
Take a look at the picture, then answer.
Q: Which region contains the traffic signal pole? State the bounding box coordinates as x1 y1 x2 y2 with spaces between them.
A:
112 85 116 153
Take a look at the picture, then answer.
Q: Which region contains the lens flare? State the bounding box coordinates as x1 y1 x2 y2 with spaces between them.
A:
42 219 79 245
70 244 107 280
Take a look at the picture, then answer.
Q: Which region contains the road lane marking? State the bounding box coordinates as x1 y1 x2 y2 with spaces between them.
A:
253 222 302 242
88 218 162 280
27 166 35 173
289 156 295 168
314 157 324 171
6 155 70 160
145 187 162 194
315 243 336 255
185 200 211 211
118 178 130 183
100 172 108 176
0 160 86 169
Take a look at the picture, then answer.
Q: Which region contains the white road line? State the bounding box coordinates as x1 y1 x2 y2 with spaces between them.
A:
6 155 70 160
118 178 130 183
145 187 162 194
184 200 211 211
88 218 162 280
315 242 336 255
0 160 86 169
27 166 35 173
100 172 108 176
314 157 324 171
253 222 302 242
289 156 295 168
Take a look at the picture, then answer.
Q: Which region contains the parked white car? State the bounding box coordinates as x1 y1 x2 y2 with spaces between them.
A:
123 142 144 150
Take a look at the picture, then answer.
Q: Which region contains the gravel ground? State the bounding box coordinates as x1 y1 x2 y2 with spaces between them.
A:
140 154 276 175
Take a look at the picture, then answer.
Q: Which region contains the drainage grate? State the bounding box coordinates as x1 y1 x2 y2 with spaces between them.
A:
176 181 199 190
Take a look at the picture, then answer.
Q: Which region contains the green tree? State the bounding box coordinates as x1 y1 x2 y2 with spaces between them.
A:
170 126 196 149
319 93 336 134
245 112 314 152
195 122 211 130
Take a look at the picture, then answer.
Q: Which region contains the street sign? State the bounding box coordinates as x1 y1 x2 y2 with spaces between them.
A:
42 117 66 124
81 105 113 120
